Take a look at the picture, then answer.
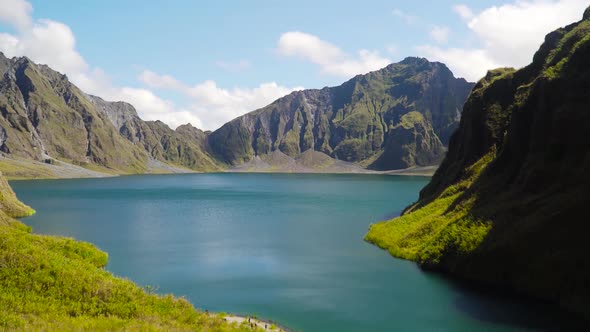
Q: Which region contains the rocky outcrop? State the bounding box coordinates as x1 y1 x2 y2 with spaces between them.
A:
90 96 221 171
209 58 474 170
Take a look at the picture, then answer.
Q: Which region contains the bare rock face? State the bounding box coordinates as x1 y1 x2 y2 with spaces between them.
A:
90 96 141 135
209 57 474 170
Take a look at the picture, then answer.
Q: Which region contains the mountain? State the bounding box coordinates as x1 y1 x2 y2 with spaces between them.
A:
0 53 473 178
90 96 220 171
209 58 474 170
0 53 221 176
366 8 590 318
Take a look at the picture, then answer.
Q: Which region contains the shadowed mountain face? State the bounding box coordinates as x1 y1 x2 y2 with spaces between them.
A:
366 8 590 318
0 53 221 173
209 58 474 170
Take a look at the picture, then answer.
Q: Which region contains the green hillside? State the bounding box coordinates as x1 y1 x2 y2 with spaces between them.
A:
366 8 590 318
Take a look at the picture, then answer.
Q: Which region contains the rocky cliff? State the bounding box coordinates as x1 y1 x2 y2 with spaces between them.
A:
209 58 474 170
366 8 590 318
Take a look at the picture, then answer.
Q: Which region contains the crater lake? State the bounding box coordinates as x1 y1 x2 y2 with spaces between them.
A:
11 173 583 331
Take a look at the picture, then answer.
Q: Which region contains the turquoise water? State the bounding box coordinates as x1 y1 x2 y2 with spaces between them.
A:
11 174 583 331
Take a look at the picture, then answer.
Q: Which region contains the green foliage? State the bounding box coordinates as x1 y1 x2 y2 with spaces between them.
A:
279 125 302 156
0 220 259 331
365 151 495 264
0 173 36 218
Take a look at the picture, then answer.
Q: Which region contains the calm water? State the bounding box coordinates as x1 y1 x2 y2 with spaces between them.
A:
11 174 583 331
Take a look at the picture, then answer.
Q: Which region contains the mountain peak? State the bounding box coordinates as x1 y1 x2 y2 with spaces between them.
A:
209 56 474 168
400 57 430 66
584 6 590 20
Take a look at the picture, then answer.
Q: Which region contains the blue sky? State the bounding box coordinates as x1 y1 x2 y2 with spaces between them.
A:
0 0 587 130
25 0 496 88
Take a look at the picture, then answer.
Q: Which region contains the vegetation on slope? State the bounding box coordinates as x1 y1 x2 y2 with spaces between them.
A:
0 174 261 331
1 53 474 176
366 151 494 263
209 58 473 170
0 55 222 177
366 8 590 317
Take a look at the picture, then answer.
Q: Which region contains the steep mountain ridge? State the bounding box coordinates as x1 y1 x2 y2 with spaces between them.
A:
366 8 590 318
0 56 148 173
209 58 474 170
0 53 221 176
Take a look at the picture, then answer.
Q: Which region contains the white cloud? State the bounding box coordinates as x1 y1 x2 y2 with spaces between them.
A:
418 0 588 81
416 45 500 80
453 4 474 20
277 31 390 77
0 0 297 131
215 59 251 72
392 9 418 24
140 70 302 130
138 70 186 92
0 0 32 30
430 25 450 44
0 19 87 79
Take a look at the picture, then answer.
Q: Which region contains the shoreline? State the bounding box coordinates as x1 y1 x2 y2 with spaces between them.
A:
4 159 436 181
222 314 291 332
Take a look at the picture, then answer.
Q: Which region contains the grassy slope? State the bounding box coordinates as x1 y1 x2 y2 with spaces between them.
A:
0 159 56 180
366 151 494 263
0 174 259 331
365 10 590 317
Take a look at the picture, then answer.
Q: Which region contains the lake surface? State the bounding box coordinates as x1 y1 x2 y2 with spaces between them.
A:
12 173 583 331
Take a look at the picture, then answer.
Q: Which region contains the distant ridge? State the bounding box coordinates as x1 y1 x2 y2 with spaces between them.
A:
0 53 473 178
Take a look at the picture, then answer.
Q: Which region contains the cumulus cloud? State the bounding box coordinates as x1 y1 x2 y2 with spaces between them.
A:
277 31 390 77
0 0 32 30
0 0 298 130
139 70 302 130
419 0 588 81
429 25 450 44
416 45 500 80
